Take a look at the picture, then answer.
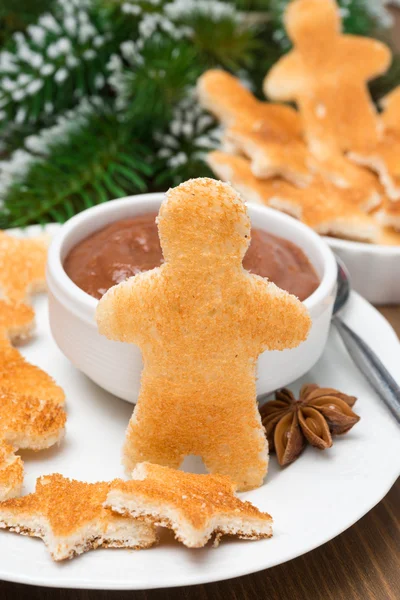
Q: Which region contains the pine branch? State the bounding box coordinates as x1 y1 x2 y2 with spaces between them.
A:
0 105 153 228
113 36 203 132
166 0 259 70
153 94 220 188
0 0 133 133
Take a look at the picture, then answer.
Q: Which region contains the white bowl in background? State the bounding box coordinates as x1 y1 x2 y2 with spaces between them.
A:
47 193 337 403
326 237 400 305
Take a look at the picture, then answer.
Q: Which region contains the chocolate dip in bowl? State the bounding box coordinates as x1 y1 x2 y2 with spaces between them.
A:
64 212 319 302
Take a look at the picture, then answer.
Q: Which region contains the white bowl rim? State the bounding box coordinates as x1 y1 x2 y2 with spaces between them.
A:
325 234 400 256
47 193 337 317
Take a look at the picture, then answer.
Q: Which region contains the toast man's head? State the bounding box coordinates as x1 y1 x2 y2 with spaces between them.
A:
157 178 251 267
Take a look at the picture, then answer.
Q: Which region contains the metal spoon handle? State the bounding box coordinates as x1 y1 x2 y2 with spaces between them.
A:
333 316 400 424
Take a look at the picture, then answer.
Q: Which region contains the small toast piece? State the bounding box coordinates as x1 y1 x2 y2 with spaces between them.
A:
348 88 400 201
0 442 23 501
106 463 273 548
376 198 400 231
0 301 65 450
198 69 309 187
224 126 311 187
264 0 391 154
224 127 382 210
208 151 378 242
0 474 157 561
97 178 311 491
0 299 35 345
197 69 301 134
349 135 400 202
0 232 48 303
0 301 66 495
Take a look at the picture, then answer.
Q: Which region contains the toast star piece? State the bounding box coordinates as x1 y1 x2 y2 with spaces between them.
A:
349 88 400 201
224 127 382 209
107 463 273 548
376 198 400 231
224 126 311 187
198 69 302 134
264 0 391 154
198 70 311 187
308 152 382 212
208 152 378 243
0 442 23 501
96 178 311 491
0 300 65 450
0 474 157 560
0 232 48 303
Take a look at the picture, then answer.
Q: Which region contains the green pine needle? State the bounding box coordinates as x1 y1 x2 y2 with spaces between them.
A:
0 111 153 228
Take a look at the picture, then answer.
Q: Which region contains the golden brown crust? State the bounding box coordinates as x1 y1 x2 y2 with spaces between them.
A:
224 126 311 187
97 178 311 491
108 463 273 546
0 232 48 304
0 300 35 344
208 151 378 242
263 0 391 154
380 86 400 136
198 69 302 136
0 474 157 560
377 198 400 232
0 441 23 500
0 300 66 452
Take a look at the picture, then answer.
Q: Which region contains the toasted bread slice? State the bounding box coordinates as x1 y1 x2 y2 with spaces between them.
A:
107 463 273 548
197 69 301 135
376 198 400 231
0 474 157 561
0 300 35 345
0 442 23 501
0 300 66 495
0 232 48 304
208 151 378 243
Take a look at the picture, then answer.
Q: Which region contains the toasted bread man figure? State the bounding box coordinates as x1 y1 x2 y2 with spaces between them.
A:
96 178 311 491
264 0 391 155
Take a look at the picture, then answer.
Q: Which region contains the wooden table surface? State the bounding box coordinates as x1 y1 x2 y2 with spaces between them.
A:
1 306 399 600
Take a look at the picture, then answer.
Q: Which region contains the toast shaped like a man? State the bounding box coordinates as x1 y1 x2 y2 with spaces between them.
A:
264 0 391 155
96 178 311 491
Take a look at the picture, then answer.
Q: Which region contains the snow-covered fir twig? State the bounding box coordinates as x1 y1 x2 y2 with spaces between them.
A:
0 97 102 202
0 0 110 127
154 92 220 169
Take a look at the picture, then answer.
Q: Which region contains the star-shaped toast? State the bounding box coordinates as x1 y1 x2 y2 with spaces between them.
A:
0 301 66 498
223 126 312 187
264 0 391 154
197 69 302 134
198 69 312 186
106 463 273 548
377 197 400 232
0 474 157 560
349 87 400 201
0 231 48 304
0 441 23 501
207 152 378 242
97 178 311 491
0 300 65 450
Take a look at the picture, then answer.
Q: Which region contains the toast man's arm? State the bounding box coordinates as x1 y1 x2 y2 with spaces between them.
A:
96 273 151 344
263 52 301 102
249 276 311 352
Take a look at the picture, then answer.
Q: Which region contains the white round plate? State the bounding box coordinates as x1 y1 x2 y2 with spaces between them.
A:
1 226 400 590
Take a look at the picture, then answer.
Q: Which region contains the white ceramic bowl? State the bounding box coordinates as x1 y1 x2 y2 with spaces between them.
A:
47 193 337 403
326 237 400 305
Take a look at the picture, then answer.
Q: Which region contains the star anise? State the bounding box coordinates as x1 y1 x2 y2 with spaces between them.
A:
259 384 360 466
